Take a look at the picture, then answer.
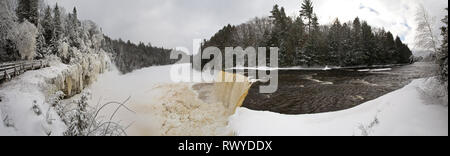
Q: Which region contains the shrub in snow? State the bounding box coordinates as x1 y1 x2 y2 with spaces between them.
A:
31 100 42 116
58 42 70 63
62 91 131 136
358 116 379 136
49 91 66 121
8 20 38 60
2 115 14 128
417 77 449 106
64 91 91 136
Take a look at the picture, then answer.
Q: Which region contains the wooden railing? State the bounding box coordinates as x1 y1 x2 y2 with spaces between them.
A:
0 60 49 81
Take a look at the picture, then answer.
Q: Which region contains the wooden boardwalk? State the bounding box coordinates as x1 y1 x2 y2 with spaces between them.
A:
0 60 49 81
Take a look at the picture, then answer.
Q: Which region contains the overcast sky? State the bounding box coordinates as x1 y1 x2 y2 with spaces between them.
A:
45 0 448 52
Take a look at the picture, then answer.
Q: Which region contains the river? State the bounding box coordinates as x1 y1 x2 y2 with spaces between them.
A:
241 62 436 114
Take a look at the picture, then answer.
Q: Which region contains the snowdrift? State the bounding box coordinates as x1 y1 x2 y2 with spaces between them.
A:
0 53 110 136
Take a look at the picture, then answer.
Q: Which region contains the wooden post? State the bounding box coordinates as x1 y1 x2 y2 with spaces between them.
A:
14 65 17 77
3 70 7 80
20 63 24 73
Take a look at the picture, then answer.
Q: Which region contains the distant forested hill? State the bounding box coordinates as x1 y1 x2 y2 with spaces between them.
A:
102 36 177 74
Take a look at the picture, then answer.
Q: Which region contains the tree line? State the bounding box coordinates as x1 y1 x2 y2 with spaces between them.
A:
102 37 177 74
1 0 175 74
202 0 413 68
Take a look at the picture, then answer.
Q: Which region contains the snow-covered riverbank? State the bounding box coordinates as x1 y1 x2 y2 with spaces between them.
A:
229 77 448 136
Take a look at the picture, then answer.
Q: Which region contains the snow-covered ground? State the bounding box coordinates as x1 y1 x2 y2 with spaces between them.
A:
228 77 448 136
230 66 334 71
0 62 69 136
0 53 110 136
357 68 392 72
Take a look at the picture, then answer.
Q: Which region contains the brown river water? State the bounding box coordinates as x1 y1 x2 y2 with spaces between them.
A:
240 62 436 115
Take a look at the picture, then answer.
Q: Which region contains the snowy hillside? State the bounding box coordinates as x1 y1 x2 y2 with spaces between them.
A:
0 62 69 135
229 78 448 136
0 53 110 136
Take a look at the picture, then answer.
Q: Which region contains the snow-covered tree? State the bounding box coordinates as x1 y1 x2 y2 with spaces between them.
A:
0 0 16 38
52 4 63 45
8 20 38 60
1 0 19 61
437 8 448 89
81 20 104 51
349 17 364 65
58 41 70 63
292 16 306 65
361 21 376 65
64 91 90 136
328 18 343 65
67 7 81 48
302 13 322 66
41 6 53 46
35 25 46 58
341 23 353 65
300 0 314 34
415 4 439 53
16 0 39 26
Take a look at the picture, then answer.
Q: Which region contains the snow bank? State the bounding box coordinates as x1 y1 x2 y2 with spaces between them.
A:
230 66 335 71
357 68 392 72
0 62 69 135
229 77 448 136
0 52 110 136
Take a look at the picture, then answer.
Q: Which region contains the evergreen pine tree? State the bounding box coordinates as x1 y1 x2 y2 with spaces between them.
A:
350 17 364 65
394 36 404 63
361 21 376 65
41 6 53 47
270 5 292 66
341 23 352 66
437 8 448 88
16 0 39 26
328 18 342 65
300 0 314 34
51 4 63 54
383 32 396 64
68 7 81 48
292 16 306 65
53 4 63 41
